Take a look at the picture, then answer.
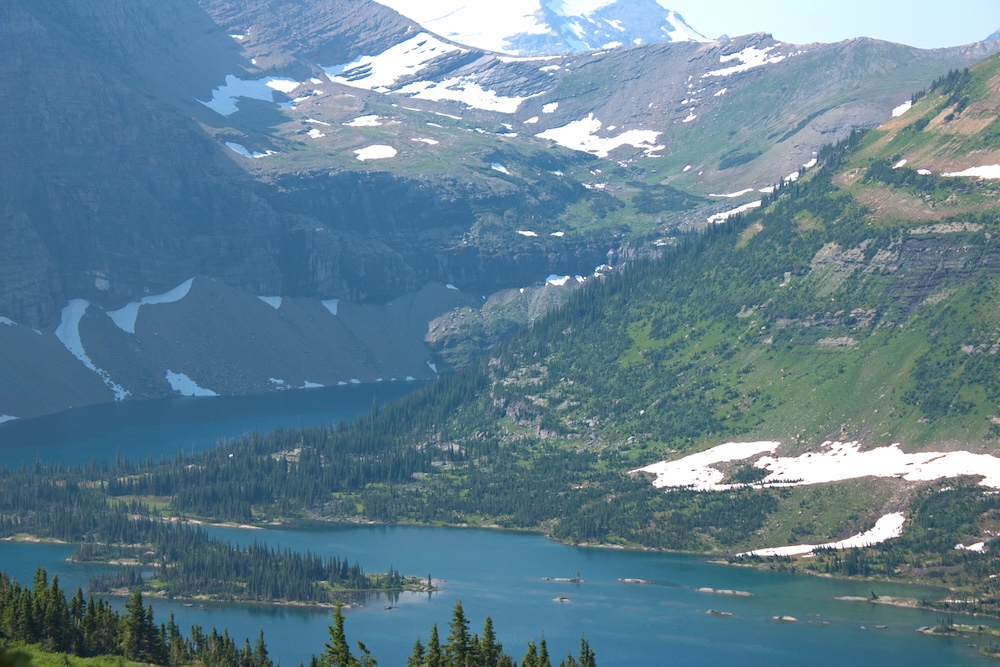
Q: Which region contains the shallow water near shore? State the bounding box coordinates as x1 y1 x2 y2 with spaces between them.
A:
1 385 996 665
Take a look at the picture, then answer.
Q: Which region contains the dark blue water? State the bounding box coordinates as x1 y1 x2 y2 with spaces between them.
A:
0 386 993 666
0 383 423 466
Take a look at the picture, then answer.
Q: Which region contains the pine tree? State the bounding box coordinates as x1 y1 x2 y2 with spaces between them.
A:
445 601 470 666
480 617 500 667
426 624 442 667
406 638 424 667
320 604 357 667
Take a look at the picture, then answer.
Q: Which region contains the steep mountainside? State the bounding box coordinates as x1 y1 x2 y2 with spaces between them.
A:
2 0 999 419
182 53 1000 575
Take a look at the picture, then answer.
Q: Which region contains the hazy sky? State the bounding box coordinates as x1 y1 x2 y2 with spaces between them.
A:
665 0 1000 48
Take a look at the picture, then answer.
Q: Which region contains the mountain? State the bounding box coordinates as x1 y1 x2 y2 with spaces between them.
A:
369 0 707 55
987 29 1000 41
175 54 1000 597
2 0 999 420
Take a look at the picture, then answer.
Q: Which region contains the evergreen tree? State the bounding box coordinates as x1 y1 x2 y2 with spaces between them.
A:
480 617 501 667
320 604 356 667
426 624 442 667
445 601 470 667
406 638 425 667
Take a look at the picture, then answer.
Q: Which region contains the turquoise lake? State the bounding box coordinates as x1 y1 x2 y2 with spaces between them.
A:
0 387 993 665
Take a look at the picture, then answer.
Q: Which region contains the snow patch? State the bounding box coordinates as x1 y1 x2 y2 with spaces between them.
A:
427 361 438 374
0 415 18 424
322 299 340 316
200 75 301 116
891 100 912 117
516 230 538 237
398 77 531 113
703 46 786 78
411 137 440 145
741 513 906 557
524 116 540 124
343 115 383 127
682 112 697 123
354 145 397 161
166 370 217 397
540 65 561 72
707 200 761 223
307 128 326 139
542 102 559 113
490 163 510 174
225 142 277 159
714 88 728 97
0 317 14 326
917 169 933 176
108 279 193 334
893 159 907 169
550 231 565 237
258 296 282 309
802 158 818 170
302 381 324 389
683 165 692 172
943 165 1000 179
536 113 663 158
709 188 754 198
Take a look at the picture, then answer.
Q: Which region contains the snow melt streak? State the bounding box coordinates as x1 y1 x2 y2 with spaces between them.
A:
56 300 129 400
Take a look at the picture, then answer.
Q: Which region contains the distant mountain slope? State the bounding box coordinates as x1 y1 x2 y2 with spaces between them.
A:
3 0 1000 419
369 0 707 55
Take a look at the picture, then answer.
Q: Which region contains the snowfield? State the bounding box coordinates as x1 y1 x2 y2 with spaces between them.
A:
371 0 549 55
634 440 1000 492
536 114 663 158
324 33 463 91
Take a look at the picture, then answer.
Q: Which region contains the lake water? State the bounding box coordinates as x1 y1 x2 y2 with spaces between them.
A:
0 383 423 466
0 388 993 666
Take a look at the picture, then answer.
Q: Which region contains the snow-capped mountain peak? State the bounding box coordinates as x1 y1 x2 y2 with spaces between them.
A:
371 0 708 56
